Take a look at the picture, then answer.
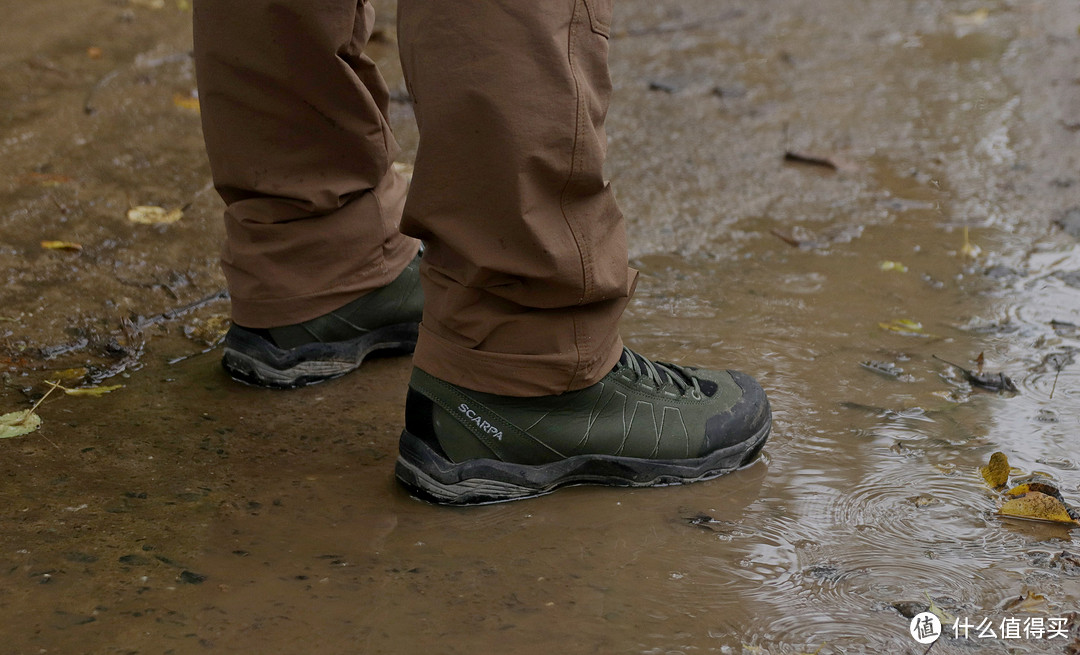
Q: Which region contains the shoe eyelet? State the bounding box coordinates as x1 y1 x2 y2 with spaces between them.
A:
689 390 703 401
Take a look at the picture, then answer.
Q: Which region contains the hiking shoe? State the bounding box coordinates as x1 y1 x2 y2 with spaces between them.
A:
396 348 771 505
221 255 423 388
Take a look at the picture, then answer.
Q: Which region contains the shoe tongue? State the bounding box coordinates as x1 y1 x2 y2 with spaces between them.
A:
619 349 677 386
618 349 719 397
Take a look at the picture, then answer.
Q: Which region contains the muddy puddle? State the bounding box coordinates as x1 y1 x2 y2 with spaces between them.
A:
3 1 1080 653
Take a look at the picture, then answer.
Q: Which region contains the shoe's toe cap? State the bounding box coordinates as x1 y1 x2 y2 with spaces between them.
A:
702 370 772 453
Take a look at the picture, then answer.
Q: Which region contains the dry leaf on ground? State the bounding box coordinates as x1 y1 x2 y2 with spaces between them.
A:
40 240 82 252
0 411 43 439
127 206 183 225
1000 591 1051 614
999 491 1080 527
63 384 123 397
183 315 230 346
1007 482 1068 501
879 318 932 337
981 451 1010 488
172 93 200 112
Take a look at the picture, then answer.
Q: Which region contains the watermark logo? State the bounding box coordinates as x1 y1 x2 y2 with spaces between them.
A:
909 612 942 644
907 614 1073 644
953 616 1071 640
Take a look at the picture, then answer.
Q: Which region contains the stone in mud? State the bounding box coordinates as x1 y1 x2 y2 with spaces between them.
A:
63 552 98 564
983 264 1021 279
891 601 929 619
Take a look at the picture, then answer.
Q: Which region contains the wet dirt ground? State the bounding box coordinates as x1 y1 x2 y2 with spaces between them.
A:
3 0 1080 653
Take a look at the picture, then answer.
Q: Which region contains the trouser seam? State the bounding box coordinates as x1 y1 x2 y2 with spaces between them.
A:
563 0 590 383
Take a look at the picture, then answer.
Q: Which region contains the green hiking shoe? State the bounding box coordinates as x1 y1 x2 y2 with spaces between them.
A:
396 348 771 505
221 255 423 388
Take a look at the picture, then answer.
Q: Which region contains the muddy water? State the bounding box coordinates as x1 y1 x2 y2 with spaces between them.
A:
3 1 1080 654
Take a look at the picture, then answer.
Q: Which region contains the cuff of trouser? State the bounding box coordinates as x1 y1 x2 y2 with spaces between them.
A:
412 323 625 397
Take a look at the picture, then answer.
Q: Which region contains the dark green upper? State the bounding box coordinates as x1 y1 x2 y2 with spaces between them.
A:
267 255 424 349
407 350 768 465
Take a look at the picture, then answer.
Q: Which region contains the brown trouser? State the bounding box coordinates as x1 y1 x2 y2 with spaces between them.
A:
193 0 634 396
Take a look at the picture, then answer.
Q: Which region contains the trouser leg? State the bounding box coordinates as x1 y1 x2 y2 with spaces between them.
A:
398 0 634 396
193 0 419 328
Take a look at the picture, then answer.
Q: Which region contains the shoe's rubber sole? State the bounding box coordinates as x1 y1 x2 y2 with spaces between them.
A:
394 416 771 505
222 323 418 389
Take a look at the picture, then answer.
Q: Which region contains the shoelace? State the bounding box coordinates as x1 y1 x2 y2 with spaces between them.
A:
620 348 704 397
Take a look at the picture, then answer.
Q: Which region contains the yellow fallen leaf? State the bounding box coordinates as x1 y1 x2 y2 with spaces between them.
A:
879 318 933 337
172 93 200 112
183 315 230 346
127 205 183 225
999 491 1079 526
40 240 82 252
925 593 956 625
879 261 908 273
54 367 89 382
981 451 1010 488
0 410 43 439
87 46 103 59
63 384 123 397
1006 482 1063 498
1001 591 1051 614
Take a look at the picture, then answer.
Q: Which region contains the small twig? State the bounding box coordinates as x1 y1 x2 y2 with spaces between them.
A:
784 150 839 171
167 343 223 366
16 381 64 451
933 354 1018 393
1050 368 1061 400
18 380 62 425
136 288 229 330
769 228 802 248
